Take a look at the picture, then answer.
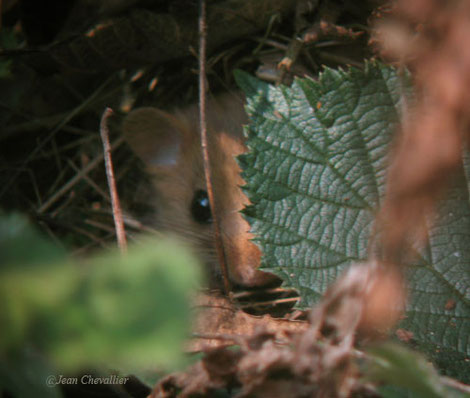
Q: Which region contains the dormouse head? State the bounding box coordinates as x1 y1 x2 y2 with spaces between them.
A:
122 95 277 288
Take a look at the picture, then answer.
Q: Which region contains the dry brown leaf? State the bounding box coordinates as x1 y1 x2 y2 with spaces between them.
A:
188 293 307 352
153 262 404 398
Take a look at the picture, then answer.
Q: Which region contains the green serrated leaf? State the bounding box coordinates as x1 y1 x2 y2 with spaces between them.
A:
400 168 470 382
236 64 470 382
235 64 404 303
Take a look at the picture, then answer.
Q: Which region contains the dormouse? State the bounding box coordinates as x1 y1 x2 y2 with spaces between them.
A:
122 92 276 288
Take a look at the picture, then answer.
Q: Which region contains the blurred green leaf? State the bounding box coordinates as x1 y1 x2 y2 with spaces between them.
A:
0 29 20 78
367 342 469 398
0 60 12 79
0 29 20 50
53 238 202 372
235 64 470 382
0 212 202 382
0 212 67 269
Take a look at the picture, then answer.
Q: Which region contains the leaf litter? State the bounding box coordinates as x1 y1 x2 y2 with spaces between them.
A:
151 262 407 398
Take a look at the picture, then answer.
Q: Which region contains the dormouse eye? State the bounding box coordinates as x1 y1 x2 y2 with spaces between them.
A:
190 189 212 224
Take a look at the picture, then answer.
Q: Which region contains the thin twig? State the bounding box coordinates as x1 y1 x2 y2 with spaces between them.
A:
67 159 111 202
36 214 109 247
232 287 298 299
239 296 300 309
441 377 470 394
100 108 127 254
85 218 118 234
198 0 231 295
38 136 124 213
191 332 244 345
191 332 292 347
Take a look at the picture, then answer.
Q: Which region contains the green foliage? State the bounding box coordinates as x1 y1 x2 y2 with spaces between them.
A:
367 343 469 398
0 212 202 392
235 64 404 304
0 29 19 78
0 213 66 269
235 64 470 382
0 60 12 79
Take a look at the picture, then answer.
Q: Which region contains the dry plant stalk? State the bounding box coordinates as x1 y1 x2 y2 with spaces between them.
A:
372 0 470 258
329 0 470 349
332 0 470 349
100 107 127 254
198 0 231 295
38 136 124 214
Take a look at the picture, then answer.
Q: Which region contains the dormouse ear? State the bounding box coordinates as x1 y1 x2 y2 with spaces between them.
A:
122 107 183 167
217 130 246 157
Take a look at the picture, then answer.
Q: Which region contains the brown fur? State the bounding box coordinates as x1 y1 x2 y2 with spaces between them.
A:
122 93 276 287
